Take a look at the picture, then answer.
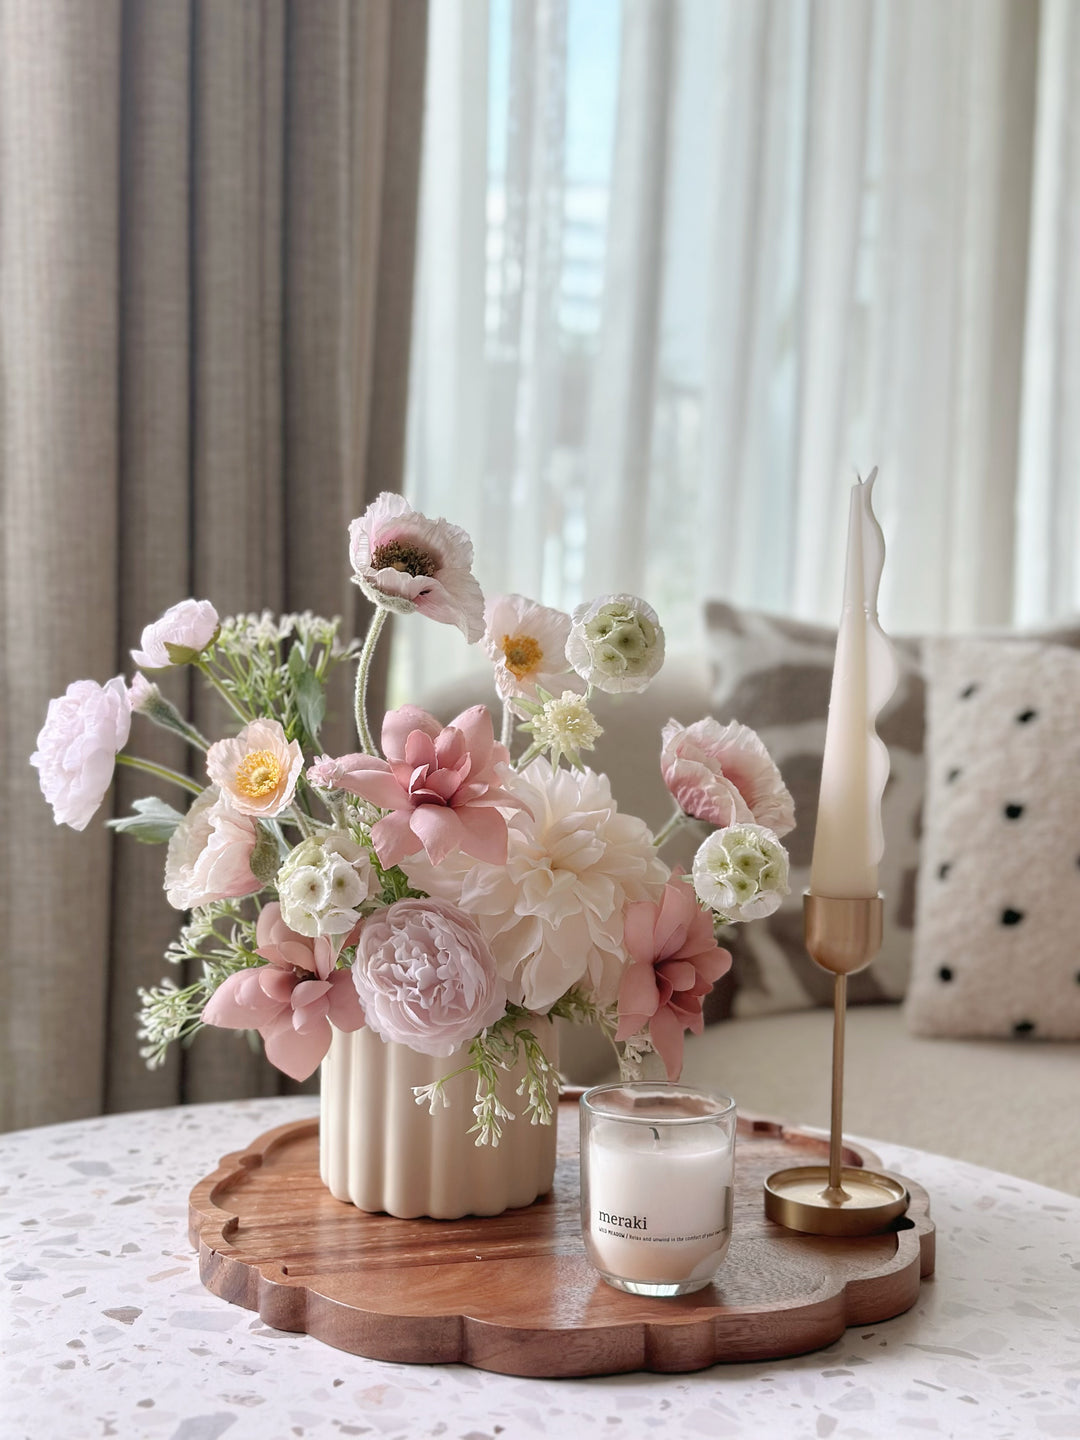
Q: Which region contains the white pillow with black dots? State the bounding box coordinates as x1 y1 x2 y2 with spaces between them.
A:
906 636 1080 1040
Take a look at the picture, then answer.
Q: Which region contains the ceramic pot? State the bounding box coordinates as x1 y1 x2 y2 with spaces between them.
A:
319 1019 559 1219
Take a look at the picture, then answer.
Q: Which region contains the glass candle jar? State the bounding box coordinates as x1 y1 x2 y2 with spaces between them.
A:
580 1082 736 1297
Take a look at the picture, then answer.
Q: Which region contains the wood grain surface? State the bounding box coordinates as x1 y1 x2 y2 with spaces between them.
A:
188 1102 935 1377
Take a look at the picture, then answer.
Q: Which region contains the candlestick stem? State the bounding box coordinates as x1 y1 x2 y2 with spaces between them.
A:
825 972 848 1202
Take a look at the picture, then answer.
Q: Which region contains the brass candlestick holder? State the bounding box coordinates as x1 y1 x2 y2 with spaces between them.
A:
763 893 910 1236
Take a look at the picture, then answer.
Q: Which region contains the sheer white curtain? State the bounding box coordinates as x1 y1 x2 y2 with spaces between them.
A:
402 0 1065 699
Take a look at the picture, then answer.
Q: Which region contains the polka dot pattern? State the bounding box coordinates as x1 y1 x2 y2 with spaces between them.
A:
906 637 1080 1041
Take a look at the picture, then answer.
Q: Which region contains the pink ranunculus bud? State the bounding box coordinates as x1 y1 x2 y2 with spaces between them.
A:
130 598 220 669
351 898 507 1056
164 787 263 911
30 677 132 831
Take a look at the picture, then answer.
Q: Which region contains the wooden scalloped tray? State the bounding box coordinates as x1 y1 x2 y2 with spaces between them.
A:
188 1101 934 1377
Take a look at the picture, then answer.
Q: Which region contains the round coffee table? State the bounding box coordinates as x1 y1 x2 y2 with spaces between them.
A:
3 1097 1078 1437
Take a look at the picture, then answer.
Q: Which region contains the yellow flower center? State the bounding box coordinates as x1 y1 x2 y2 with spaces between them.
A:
235 749 284 798
502 633 543 678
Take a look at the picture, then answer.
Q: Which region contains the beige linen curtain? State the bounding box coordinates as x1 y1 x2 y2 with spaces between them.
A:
0 0 427 1131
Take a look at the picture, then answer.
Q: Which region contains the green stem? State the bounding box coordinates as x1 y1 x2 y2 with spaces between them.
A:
116 752 203 797
653 806 687 849
195 660 256 727
500 702 513 751
353 606 389 755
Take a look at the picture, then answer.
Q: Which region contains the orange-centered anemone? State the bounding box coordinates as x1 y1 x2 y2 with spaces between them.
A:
501 633 543 678
234 749 285 799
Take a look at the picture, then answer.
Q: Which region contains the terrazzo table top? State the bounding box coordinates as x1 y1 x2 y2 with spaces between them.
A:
3 1097 1079 1440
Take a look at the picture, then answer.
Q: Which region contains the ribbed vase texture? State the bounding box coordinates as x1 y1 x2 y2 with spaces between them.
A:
319 1020 559 1220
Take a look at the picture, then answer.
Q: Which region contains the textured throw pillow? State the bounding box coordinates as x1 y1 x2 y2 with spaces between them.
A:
905 638 1080 1040
704 602 924 1016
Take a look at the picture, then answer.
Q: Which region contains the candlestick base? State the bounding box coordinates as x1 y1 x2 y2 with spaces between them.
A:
763 893 912 1236
763 1165 909 1236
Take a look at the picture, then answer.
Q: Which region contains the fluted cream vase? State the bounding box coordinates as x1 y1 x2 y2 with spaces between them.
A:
319 1020 559 1220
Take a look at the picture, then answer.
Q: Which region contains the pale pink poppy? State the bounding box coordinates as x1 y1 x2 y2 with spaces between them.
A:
206 717 304 819
481 593 579 701
660 717 794 837
348 492 485 643
200 903 365 1081
614 878 732 1082
322 704 528 868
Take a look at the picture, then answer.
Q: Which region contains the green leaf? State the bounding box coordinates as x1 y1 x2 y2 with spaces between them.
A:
107 795 185 844
287 644 326 742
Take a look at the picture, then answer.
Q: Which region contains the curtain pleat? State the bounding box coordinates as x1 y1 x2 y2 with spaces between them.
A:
1 0 428 1129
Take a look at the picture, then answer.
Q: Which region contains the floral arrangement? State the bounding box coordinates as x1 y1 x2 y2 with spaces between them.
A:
30 492 794 1144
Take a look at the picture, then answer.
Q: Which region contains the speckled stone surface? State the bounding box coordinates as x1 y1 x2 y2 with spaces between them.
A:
3 1098 1080 1440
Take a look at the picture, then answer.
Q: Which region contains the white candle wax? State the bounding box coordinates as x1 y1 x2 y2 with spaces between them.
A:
809 470 898 899
585 1119 734 1285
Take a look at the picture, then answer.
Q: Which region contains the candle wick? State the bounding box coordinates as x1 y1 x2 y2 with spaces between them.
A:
650 1126 660 1141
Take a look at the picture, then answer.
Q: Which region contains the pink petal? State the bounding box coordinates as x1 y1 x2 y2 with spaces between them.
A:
417 768 461 803
648 1006 685 1082
262 1013 333 1082
371 808 423 867
413 573 486 643
201 969 283 1031
447 705 496 772
382 706 440 761
335 756 411 810
655 959 698 995
259 967 298 1004
621 901 659 967
452 805 509 865
325 972 366 1032
404 730 438 771
408 804 467 866
616 961 660 1034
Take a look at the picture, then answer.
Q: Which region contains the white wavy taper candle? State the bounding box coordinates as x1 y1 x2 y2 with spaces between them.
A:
809 470 898 899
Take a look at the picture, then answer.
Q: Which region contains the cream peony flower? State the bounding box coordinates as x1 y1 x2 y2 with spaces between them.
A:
131 598 219 668
482 594 579 701
403 758 670 1011
566 594 665 694
691 822 790 921
30 677 132 831
164 787 262 911
206 717 303 819
275 831 375 936
661 716 795 836
348 492 485 643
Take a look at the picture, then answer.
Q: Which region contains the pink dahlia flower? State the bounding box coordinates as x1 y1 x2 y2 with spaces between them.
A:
352 898 507 1056
660 717 795 837
164 787 262 911
206 717 304 819
130 598 219 668
348 492 485 643
481 593 579 701
201 903 365 1081
323 704 527 868
30 677 132 830
615 878 732 1082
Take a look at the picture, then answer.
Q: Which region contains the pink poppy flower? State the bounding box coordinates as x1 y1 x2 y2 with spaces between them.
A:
200 903 365 1082
614 879 732 1082
318 704 528 868
660 717 795 837
348 492 485 643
